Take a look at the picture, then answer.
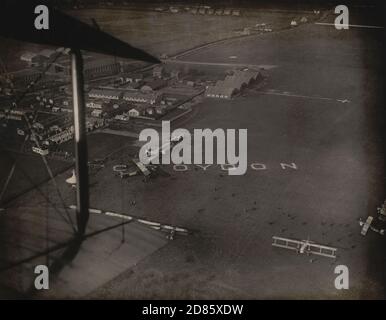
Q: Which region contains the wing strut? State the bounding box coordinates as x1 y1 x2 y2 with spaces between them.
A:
0 2 160 236
71 49 89 235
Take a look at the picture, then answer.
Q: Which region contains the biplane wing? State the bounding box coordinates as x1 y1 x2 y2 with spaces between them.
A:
0 1 160 63
360 216 373 236
272 236 337 259
133 160 151 177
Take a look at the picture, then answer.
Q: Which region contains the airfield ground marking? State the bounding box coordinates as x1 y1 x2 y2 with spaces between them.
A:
68 205 190 235
315 22 384 29
256 90 350 103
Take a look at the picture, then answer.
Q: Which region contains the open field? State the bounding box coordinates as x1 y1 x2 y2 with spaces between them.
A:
71 8 316 58
88 13 385 299
3 7 306 71
0 152 72 205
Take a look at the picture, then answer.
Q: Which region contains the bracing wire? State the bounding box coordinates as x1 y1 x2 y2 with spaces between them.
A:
0 50 77 233
0 143 77 233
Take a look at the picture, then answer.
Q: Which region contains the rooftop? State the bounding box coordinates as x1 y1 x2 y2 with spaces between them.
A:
89 88 122 98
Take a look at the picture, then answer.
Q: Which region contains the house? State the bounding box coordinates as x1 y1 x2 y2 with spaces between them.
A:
128 108 141 118
155 105 167 116
3 108 26 121
91 109 103 118
20 52 37 64
86 119 104 130
114 113 130 121
40 96 54 105
49 127 74 144
100 103 124 118
86 100 103 109
32 146 49 156
0 112 23 121
161 94 180 106
51 96 70 107
145 107 155 116
120 73 143 83
122 82 142 90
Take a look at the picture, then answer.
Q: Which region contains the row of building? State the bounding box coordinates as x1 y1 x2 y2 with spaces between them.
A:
20 48 69 68
0 108 26 121
88 88 163 105
30 115 105 156
86 67 182 120
86 90 182 120
190 7 240 16
30 116 105 156
161 6 241 16
18 48 136 81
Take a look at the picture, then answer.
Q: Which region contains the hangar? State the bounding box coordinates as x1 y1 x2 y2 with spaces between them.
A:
205 69 260 99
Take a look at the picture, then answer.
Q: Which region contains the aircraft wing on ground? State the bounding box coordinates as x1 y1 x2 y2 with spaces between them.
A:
360 216 374 236
133 160 151 177
272 236 337 259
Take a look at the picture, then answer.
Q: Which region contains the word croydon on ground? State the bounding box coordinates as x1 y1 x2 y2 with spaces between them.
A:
139 121 248 175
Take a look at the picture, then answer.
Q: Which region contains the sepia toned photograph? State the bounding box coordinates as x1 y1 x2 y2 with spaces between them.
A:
0 0 385 303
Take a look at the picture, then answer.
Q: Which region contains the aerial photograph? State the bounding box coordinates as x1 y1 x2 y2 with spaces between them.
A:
0 0 385 302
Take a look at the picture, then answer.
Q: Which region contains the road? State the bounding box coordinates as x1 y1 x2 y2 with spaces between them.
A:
163 58 277 70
